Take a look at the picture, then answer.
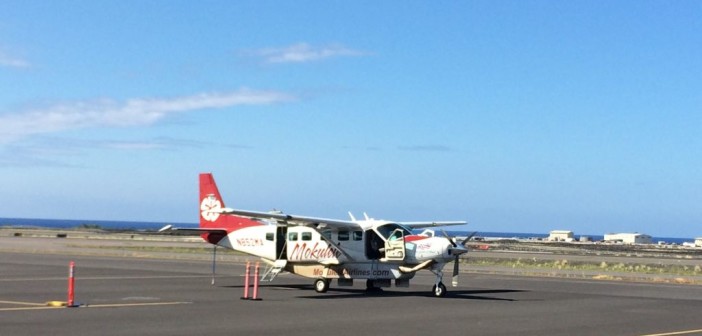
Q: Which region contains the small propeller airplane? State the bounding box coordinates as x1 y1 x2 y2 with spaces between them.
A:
160 173 473 297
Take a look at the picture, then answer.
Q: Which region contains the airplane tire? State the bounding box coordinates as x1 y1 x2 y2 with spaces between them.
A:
314 279 329 293
365 279 383 293
432 282 447 297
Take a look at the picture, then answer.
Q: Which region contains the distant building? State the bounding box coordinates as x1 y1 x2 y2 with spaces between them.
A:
549 230 574 242
604 233 652 244
695 238 702 247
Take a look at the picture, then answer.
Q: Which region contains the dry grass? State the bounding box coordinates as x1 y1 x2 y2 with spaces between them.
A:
465 257 702 276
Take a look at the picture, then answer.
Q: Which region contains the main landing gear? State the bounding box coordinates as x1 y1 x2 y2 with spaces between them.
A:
315 279 385 294
365 279 384 293
314 278 329 293
313 276 447 297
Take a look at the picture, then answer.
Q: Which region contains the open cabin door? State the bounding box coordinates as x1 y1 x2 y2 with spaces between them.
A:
261 227 288 282
383 228 405 261
365 230 383 260
276 226 287 260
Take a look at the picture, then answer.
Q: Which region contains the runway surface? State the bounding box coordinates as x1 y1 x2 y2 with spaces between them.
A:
1 252 702 336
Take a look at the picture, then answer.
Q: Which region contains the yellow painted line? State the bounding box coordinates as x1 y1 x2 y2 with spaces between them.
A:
641 329 702 336
0 301 190 312
0 300 48 306
46 301 67 307
0 306 64 312
86 301 191 308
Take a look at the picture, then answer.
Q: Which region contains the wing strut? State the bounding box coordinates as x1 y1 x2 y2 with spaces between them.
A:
316 230 355 262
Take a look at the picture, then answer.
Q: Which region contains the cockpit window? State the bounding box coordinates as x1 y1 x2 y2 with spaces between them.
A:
375 223 412 240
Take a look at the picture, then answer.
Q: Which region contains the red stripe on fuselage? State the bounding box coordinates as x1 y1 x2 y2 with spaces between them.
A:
404 235 430 243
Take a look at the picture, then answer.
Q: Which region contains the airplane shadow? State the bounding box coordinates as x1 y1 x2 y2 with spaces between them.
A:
240 284 525 301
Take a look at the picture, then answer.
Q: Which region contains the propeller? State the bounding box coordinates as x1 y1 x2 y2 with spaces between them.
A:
441 230 477 287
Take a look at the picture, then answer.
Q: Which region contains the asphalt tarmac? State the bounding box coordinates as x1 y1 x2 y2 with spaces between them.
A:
1 252 702 336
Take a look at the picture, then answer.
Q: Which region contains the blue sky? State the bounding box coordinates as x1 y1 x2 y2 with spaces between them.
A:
0 1 700 237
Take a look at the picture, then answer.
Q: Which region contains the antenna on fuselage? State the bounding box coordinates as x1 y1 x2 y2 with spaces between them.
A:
348 212 357 221
363 212 370 221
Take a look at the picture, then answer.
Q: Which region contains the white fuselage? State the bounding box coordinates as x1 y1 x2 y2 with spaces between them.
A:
215 222 453 280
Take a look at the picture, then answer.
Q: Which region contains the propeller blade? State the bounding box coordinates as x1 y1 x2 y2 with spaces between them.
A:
440 229 457 248
460 231 478 246
451 255 459 287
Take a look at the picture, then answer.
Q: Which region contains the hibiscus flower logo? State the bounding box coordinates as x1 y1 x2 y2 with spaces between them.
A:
200 196 222 222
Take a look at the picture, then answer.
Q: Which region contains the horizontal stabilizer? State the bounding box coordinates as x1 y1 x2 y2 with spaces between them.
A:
158 225 228 235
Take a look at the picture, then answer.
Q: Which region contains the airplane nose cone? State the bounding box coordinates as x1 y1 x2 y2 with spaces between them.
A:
448 245 468 256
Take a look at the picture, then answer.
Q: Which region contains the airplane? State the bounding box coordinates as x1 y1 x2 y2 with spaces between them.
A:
160 173 472 297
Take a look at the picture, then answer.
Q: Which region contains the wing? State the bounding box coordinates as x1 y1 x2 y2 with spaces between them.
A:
218 208 362 230
219 209 464 230
399 221 467 229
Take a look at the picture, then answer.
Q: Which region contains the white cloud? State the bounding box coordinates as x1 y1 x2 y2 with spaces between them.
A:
0 51 30 68
102 141 166 150
101 137 244 151
252 43 368 64
0 89 294 144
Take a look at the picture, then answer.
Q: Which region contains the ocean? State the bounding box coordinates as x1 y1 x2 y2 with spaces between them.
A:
0 217 196 231
0 217 694 245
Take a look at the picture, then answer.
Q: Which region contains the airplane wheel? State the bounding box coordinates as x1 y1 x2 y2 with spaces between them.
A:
314 279 329 293
365 279 383 293
432 282 447 297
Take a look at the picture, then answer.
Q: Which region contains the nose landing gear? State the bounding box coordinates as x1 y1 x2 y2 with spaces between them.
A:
432 282 447 297
430 268 447 297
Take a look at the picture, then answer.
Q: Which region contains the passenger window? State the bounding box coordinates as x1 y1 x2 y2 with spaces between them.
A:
353 231 363 241
338 231 349 241
265 233 274 241
321 230 332 240
301 232 312 241
288 232 298 241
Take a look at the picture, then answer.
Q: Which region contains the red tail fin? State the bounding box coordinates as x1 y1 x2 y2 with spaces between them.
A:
199 173 260 243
